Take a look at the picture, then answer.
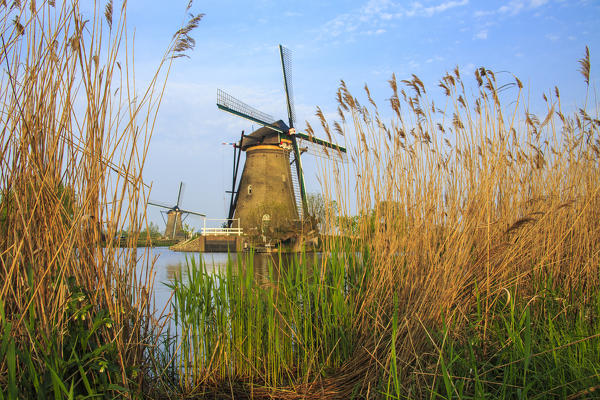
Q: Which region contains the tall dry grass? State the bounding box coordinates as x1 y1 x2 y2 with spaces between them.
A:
162 52 599 399
0 0 200 396
309 50 600 397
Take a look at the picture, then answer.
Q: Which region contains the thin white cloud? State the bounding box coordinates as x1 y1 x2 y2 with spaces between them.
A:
408 59 420 70
474 10 493 17
426 55 445 63
405 0 469 18
366 28 387 35
498 1 525 15
462 63 476 75
419 0 469 17
474 29 488 39
318 0 469 40
475 0 551 18
531 0 549 7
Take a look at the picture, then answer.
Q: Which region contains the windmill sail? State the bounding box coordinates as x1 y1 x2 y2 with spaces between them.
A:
226 131 244 227
279 45 296 128
176 182 185 208
288 151 304 219
217 89 283 133
178 208 205 217
295 133 347 162
148 200 173 209
279 44 307 217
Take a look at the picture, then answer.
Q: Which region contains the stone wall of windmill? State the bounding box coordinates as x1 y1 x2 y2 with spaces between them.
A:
235 145 299 238
164 210 185 240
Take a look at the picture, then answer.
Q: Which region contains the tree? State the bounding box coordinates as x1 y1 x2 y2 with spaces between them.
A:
182 223 197 239
306 193 338 233
140 221 161 239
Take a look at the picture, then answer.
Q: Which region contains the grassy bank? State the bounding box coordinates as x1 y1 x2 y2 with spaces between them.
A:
158 250 599 399
426 279 600 399
157 52 599 398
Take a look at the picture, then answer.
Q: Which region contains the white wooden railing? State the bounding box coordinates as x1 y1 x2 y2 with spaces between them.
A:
202 227 243 235
201 218 243 236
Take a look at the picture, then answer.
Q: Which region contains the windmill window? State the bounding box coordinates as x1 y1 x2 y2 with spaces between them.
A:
247 184 252 195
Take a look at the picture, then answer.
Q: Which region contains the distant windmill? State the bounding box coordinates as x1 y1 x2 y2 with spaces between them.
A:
148 182 205 240
217 45 347 236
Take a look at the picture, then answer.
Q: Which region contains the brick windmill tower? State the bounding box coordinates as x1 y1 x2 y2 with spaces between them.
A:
148 182 205 240
217 45 346 238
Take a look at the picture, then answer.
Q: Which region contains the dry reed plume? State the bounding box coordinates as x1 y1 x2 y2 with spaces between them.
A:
306 52 599 398
0 0 200 396
167 50 599 400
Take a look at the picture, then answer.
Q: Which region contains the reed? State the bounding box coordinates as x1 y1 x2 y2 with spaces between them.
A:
311 50 599 397
428 276 600 399
162 249 366 397
0 1 199 397
162 50 598 398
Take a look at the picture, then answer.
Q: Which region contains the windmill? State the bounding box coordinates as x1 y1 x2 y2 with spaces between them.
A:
148 182 206 240
217 45 346 237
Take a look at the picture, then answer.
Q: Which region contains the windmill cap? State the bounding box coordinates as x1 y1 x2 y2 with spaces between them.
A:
241 120 290 150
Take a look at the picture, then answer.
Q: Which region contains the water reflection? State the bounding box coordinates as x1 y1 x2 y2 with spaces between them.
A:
146 247 317 316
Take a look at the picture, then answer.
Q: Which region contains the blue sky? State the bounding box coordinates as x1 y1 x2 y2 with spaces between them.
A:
123 0 599 230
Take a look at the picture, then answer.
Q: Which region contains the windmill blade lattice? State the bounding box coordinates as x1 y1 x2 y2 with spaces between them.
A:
217 89 280 130
286 151 303 219
279 45 296 128
296 136 348 162
179 208 206 217
147 200 174 210
176 182 185 208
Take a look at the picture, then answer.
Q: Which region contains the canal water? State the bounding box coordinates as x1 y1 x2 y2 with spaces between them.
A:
143 247 302 318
